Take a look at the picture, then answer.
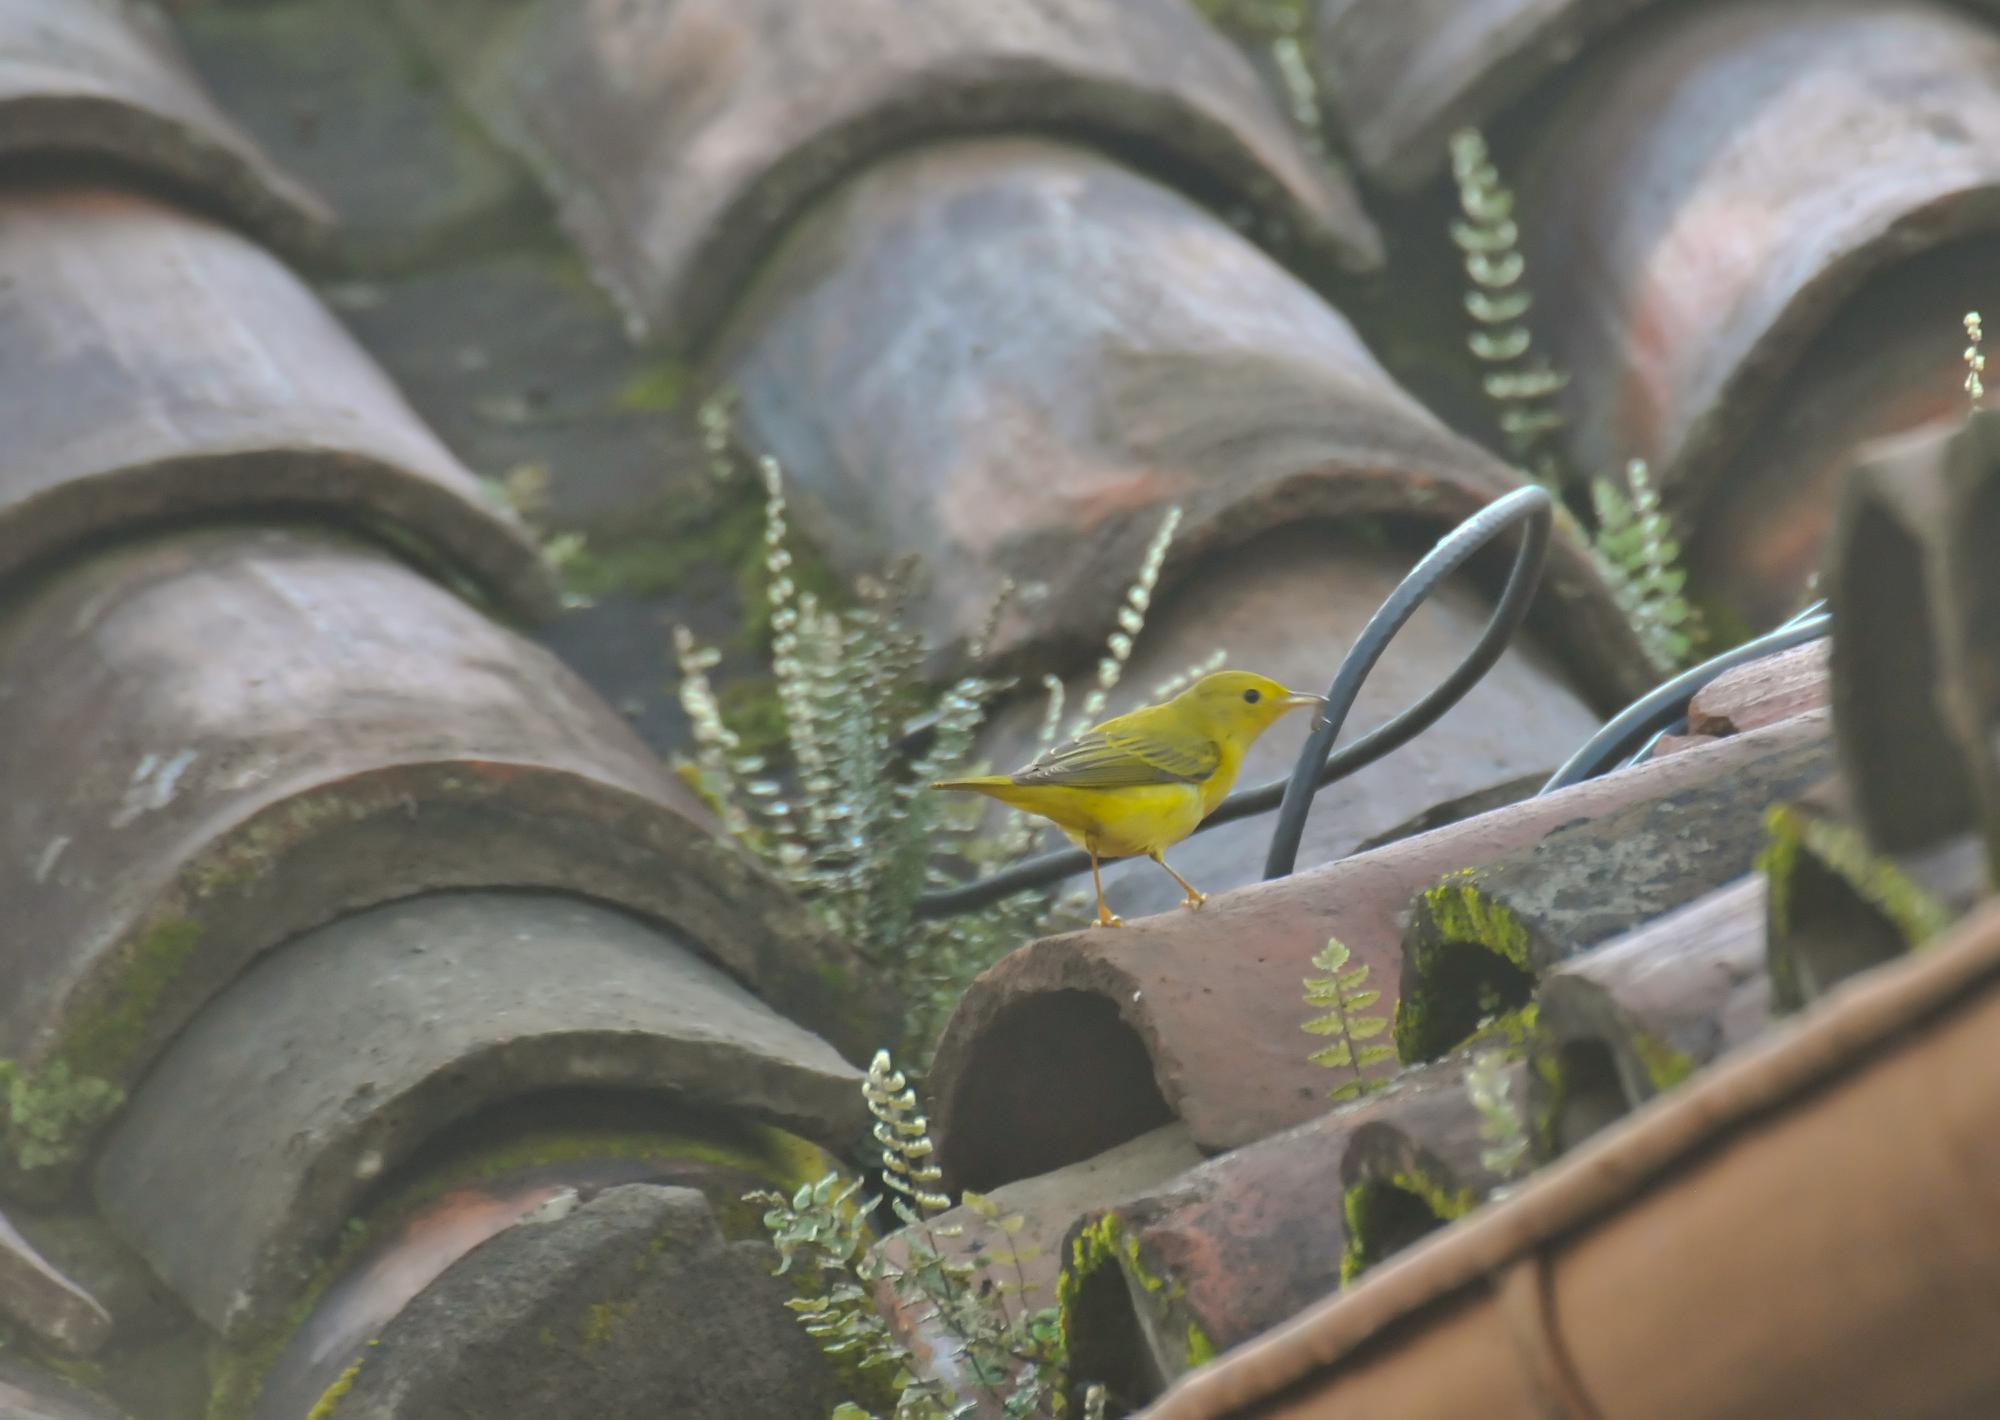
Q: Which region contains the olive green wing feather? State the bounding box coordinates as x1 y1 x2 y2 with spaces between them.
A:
1009 725 1220 788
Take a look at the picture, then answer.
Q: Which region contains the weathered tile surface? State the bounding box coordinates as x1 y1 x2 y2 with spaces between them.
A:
717 136 1649 705
0 0 329 252
0 1205 111 1355
93 891 862 1339
1516 0 2000 513
395 0 1380 351
0 185 553 618
0 525 882 1169
302 1185 841 1419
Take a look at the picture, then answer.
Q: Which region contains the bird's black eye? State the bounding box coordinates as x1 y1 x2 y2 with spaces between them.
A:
1242 688 1261 704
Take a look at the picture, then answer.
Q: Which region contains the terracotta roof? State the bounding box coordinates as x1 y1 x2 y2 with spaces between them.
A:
0 0 1996 1416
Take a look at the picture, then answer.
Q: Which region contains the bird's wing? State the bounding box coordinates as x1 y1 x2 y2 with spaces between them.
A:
1010 725 1220 788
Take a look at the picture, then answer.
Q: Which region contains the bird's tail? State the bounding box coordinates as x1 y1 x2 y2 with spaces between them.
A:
928 775 1012 793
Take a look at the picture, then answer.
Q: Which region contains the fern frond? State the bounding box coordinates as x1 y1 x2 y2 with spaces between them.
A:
1466 1049 1529 1178
1302 938 1394 1100
1449 128 1569 490
1068 505 1181 736
1589 460 1704 671
1967 311 1987 411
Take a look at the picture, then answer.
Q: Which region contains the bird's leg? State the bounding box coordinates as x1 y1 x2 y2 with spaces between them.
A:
1089 847 1123 928
1150 852 1208 911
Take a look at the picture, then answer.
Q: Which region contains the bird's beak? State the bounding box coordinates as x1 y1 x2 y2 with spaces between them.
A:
1282 691 1327 709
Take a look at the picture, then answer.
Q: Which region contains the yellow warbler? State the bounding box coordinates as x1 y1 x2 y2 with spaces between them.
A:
931 671 1324 926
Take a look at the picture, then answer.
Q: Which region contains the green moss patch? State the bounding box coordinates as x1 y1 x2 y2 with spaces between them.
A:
1340 1171 1477 1286
1395 878 1540 1064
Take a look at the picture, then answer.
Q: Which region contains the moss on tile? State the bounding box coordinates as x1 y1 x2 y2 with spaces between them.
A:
577 1297 635 1352
1628 1028 1694 1094
1419 874 1533 972
375 1116 834 1244
1395 873 1540 1065
56 915 203 1084
303 1359 363 1420
614 361 693 413
1339 1170 1477 1287
1762 802 1954 1010
0 1059 125 1174
1454 1002 1541 1061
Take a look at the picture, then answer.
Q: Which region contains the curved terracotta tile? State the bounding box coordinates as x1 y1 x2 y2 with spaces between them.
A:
1515 0 2000 516
93 891 860 1339
1060 1055 1507 1401
0 186 554 620
1313 0 1660 190
1825 409 2000 860
1684 642 1828 739
970 524 1599 921
1530 876 1768 1156
275 1185 837 1419
929 714 1829 1190
0 0 330 253
254 1109 839 1418
716 137 1650 707
0 1354 122 1420
394 0 1380 353
0 526 882 1194
0 1207 110 1356
1764 786 1982 1016
1684 242 1999 631
1395 732 1830 1063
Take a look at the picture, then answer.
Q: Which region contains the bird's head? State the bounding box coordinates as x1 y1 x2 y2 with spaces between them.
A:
1174 670 1325 747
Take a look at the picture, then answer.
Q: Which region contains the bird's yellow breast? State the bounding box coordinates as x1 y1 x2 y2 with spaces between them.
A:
969 753 1244 859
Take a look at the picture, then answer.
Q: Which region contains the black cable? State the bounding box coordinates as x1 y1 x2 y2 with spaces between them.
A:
1536 610 1831 795
912 485 1556 917
1261 485 1553 878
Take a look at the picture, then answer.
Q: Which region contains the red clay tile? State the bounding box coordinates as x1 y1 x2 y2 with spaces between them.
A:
1061 1054 1513 1400
0 1354 122 1420
929 711 1830 1190
1763 780 1986 1013
0 185 553 619
0 1206 110 1356
1685 244 1997 630
394 0 1379 354
1529 876 1768 1156
284 1185 839 1420
0 526 883 1196
0 0 329 253
255 1115 841 1419
1826 410 2000 864
713 137 1651 706
1395 731 1830 1063
92 890 861 1339
1515 0 2000 515
1313 0 1660 190
1685 642 1829 739
874 1125 1202 1402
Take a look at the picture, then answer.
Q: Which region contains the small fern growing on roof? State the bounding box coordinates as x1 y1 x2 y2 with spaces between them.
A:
1190 1 1324 155
1966 311 1986 412
1303 938 1395 1101
675 444 1190 1056
1464 1048 1529 1181
750 1052 1104 1420
1449 128 1569 491
1448 127 1707 671
1590 460 1704 672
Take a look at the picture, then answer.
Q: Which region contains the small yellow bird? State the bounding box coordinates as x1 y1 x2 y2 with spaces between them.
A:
931 671 1325 927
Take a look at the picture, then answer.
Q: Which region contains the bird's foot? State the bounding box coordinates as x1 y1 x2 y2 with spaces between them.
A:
1093 910 1125 929
1179 890 1208 911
